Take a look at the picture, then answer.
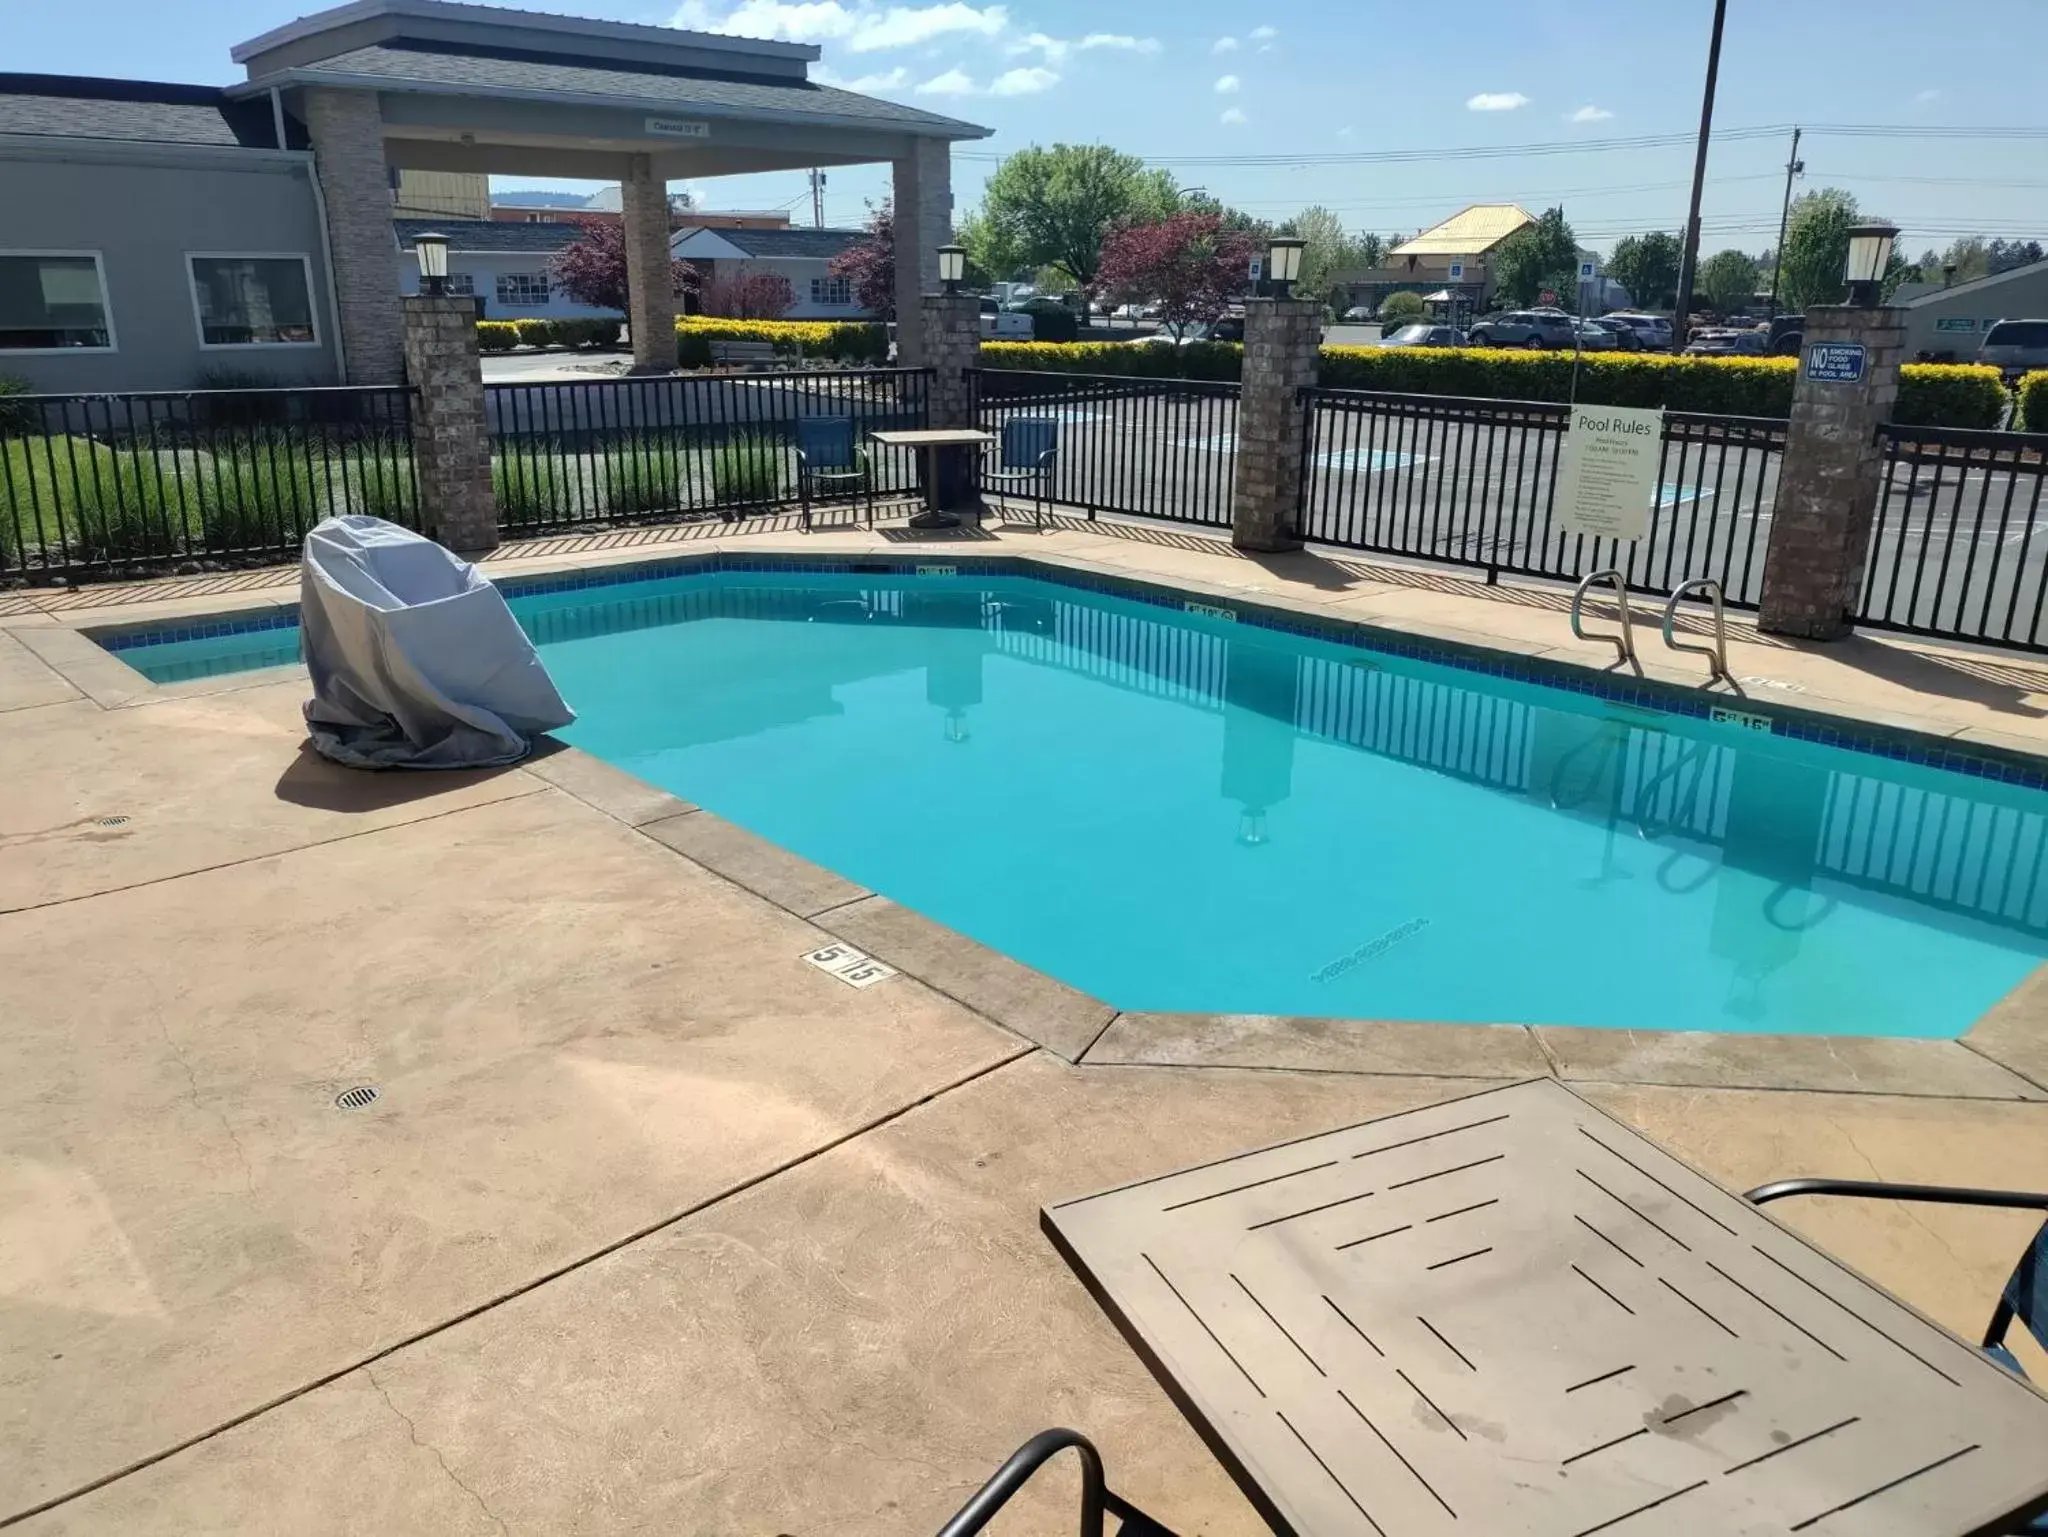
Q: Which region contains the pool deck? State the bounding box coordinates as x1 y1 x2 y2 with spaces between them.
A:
3 512 2046 1533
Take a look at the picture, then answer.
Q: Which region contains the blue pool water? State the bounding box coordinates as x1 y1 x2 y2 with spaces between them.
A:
113 570 2048 1036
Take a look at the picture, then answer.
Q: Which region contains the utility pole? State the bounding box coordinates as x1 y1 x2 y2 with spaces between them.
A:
809 169 826 228
1767 125 1804 319
1669 0 1729 345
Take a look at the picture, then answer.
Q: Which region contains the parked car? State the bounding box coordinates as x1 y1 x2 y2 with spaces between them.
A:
1978 318 2048 381
1341 305 1375 321
1684 328 1767 357
1764 313 1804 356
978 296 1033 340
1584 318 1645 351
1569 319 1618 351
1466 310 1580 349
1376 324 1466 348
1600 313 1671 350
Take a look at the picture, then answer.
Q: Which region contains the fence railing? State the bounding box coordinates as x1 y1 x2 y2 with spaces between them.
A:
0 387 417 580
1857 424 2046 653
1296 389 1787 605
484 368 931 533
969 369 1238 528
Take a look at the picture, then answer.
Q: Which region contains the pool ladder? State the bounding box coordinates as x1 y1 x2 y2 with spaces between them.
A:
1569 571 1734 688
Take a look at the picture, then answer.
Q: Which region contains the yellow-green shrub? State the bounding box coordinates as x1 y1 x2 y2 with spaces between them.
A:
673 316 887 365
978 340 1243 381
1892 364 2007 430
513 318 554 348
2018 370 2048 433
477 321 519 352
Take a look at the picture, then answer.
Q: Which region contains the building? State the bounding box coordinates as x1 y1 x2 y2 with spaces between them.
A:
1334 204 1536 315
669 225 867 319
393 218 612 320
1893 258 2048 360
0 0 986 391
485 187 789 230
392 168 488 220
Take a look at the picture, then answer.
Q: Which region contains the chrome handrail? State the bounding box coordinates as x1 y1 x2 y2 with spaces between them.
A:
1662 577 1734 689
1570 569 1639 672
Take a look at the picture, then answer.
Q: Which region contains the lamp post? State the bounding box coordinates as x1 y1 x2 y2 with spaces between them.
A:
1842 221 1898 308
1266 236 1305 299
937 243 966 295
414 232 450 298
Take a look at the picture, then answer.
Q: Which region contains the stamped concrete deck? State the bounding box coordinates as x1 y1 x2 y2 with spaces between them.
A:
2 512 2045 1534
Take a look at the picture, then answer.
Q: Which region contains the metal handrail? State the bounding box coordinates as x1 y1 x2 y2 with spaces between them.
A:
1570 570 1639 671
1661 577 1734 688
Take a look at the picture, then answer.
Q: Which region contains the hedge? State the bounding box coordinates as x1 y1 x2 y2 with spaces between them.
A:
477 316 622 351
977 343 2007 427
2020 370 2048 434
673 317 888 366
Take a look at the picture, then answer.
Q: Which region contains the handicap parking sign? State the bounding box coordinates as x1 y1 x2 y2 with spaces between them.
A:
1805 342 1867 383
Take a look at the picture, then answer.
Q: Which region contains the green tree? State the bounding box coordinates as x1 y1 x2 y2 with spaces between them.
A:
1940 236 1991 284
1490 206 1579 307
1378 291 1426 324
976 144 1182 301
1777 188 1863 311
1697 249 1761 314
1284 205 1376 304
1605 231 1681 311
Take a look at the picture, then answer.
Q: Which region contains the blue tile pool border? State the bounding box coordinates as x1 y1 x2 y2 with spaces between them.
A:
85 548 2048 792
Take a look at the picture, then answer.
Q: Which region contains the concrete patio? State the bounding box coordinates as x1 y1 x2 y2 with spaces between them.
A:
3 514 2045 1534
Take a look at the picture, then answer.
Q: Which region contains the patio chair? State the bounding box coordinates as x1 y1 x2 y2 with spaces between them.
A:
981 418 1059 530
936 1428 1178 1537
795 416 870 532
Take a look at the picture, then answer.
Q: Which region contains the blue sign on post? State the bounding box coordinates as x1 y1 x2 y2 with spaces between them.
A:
1806 342 1867 383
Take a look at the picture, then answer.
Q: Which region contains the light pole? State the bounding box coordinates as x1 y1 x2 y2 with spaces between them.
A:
413 232 450 298
1842 222 1898 309
1669 0 1729 347
1767 125 1803 320
937 243 966 295
1265 237 1305 299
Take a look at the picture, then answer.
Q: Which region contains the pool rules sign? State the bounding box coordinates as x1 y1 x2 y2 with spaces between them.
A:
1555 404 1664 541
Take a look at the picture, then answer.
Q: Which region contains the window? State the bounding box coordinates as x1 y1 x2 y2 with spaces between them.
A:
1984 321 2048 348
442 273 476 297
811 275 852 307
0 252 114 351
187 255 316 346
495 272 551 307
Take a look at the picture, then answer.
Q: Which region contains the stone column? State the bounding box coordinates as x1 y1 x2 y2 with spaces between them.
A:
1757 305 1906 639
621 155 675 374
892 139 953 367
402 295 497 553
303 86 403 384
919 291 982 509
1231 296 1322 552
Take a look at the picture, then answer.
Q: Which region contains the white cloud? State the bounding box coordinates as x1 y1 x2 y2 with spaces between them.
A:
813 63 909 89
852 3 1006 50
1214 73 1240 94
1212 35 1238 53
1914 87 1941 103
1008 30 1067 60
1249 24 1276 38
1220 107 1246 125
914 66 977 93
1337 124 1354 141
672 0 1008 53
1466 91 1530 111
1568 104 1612 122
1079 33 1159 53
989 64 1059 93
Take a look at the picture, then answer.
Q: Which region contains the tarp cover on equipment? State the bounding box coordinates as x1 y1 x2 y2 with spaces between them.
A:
300 516 574 769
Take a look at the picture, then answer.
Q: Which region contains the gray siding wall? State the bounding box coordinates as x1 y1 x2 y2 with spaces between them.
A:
0 148 341 393
1902 267 2048 359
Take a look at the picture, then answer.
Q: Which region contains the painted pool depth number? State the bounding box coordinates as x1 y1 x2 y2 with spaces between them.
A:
801 943 897 989
1709 705 1775 733
915 564 959 577
1555 404 1664 542
1184 601 1238 622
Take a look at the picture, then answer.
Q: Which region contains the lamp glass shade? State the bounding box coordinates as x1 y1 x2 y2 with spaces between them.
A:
937 244 967 284
1842 223 1897 286
1267 237 1306 285
414 233 450 282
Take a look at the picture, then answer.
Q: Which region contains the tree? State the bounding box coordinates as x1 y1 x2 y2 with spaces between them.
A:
1605 231 1682 311
1697 249 1761 314
829 202 895 317
1940 236 1992 284
977 144 1183 302
549 222 698 313
1988 238 2045 275
700 266 794 319
1284 205 1377 305
1777 188 1863 311
1490 206 1580 307
1378 291 1426 325
1096 211 1257 340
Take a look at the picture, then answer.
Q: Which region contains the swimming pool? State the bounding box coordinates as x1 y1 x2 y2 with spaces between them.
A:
106 564 2048 1037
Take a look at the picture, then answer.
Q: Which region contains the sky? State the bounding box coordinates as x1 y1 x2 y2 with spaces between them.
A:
11 0 2048 258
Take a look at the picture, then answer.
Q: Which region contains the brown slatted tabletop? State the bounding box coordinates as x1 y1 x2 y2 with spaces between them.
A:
1041 1079 2048 1537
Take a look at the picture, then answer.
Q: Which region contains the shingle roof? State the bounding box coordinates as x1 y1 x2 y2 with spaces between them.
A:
711 227 863 259
0 75 301 149
251 43 987 137
395 218 583 253
1392 204 1536 259
1898 256 2048 307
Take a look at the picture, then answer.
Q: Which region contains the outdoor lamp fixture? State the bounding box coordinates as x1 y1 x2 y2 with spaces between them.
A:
415 232 451 297
1266 236 1306 297
1841 221 1898 308
938 243 967 294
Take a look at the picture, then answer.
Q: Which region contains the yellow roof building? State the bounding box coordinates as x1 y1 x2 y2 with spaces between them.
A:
1390 204 1536 259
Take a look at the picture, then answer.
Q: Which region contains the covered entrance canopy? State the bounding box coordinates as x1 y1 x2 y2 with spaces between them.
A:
228 0 990 377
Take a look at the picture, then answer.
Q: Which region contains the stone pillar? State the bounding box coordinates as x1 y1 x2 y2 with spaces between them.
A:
621 155 675 375
920 291 982 508
892 139 953 368
402 295 497 553
1757 305 1906 640
304 87 403 384
1231 296 1322 552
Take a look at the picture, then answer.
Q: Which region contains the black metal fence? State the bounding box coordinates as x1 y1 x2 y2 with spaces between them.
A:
0 387 417 580
1296 389 1787 605
484 368 931 533
969 369 1238 528
1857 425 2047 653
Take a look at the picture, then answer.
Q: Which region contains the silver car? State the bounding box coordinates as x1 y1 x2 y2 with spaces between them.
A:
1978 319 2048 382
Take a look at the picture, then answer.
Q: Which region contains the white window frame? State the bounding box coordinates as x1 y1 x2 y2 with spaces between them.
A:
0 249 118 355
442 272 477 297
494 271 552 308
185 251 322 350
810 274 852 308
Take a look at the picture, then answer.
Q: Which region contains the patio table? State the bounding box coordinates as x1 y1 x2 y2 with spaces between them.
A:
1041 1078 2048 1537
869 427 994 529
